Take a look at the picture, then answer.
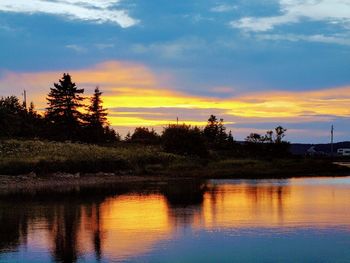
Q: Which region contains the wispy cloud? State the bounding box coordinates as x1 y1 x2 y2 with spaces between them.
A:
210 4 237 13
131 37 208 59
95 43 115 50
0 0 138 28
256 33 350 46
231 0 350 32
65 44 87 53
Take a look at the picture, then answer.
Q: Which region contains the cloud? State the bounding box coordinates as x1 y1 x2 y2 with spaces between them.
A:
231 0 350 32
211 4 237 13
65 44 87 53
256 33 350 46
0 60 349 142
95 43 115 50
131 37 208 59
0 0 138 28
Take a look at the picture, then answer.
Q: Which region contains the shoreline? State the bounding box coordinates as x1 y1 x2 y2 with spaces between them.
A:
1 169 349 195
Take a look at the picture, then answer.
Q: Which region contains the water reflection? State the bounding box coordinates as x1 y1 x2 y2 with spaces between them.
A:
0 177 350 262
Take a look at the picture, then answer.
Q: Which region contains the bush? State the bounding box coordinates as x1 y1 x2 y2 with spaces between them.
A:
130 127 160 145
161 124 208 157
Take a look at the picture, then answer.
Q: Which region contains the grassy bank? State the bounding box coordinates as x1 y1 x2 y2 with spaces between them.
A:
0 139 349 178
0 139 180 175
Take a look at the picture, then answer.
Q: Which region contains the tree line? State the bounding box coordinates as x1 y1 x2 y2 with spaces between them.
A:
0 74 117 143
0 73 289 156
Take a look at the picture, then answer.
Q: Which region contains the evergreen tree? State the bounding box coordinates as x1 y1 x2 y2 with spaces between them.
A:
84 87 119 143
217 118 228 144
86 87 108 129
204 115 230 148
124 132 132 142
0 96 25 137
203 115 219 144
227 131 235 145
46 73 84 140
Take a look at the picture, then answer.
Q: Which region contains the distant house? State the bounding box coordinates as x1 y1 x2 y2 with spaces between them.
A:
306 146 326 156
307 146 317 156
337 148 350 156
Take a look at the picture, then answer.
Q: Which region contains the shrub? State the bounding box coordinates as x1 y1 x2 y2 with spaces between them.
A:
130 127 160 144
161 124 208 157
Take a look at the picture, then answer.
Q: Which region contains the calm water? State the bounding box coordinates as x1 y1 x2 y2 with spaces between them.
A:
1 177 350 263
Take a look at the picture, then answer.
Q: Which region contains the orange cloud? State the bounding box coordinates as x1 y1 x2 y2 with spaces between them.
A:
0 60 349 131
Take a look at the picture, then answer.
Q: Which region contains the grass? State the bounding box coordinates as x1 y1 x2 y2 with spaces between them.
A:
0 139 180 175
0 139 349 178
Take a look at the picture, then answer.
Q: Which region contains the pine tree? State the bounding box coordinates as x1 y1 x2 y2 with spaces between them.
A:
228 130 234 145
217 118 228 144
46 73 84 140
86 87 108 129
85 87 119 143
203 115 219 143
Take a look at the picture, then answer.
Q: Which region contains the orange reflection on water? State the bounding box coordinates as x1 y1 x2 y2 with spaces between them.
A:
100 194 172 259
2 178 350 262
198 179 350 230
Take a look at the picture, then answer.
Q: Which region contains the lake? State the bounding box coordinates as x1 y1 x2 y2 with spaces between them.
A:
1 177 350 262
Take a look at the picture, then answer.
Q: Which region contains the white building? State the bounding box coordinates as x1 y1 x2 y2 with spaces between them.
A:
337 148 350 156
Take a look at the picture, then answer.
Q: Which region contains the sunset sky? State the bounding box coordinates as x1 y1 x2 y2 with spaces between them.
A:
0 0 349 142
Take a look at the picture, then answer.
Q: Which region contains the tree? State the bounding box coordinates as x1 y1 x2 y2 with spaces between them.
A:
227 131 235 145
0 96 25 137
275 126 287 144
23 102 44 138
84 87 112 142
217 118 228 144
86 87 108 129
162 124 208 157
244 126 290 157
130 127 160 144
245 133 263 143
203 115 231 148
203 115 219 144
46 73 84 140
124 132 131 142
103 126 120 142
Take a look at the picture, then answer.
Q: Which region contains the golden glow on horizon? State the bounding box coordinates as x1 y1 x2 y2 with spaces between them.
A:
1 61 349 128
108 116 210 127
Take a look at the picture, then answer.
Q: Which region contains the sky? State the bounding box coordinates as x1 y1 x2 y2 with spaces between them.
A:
0 0 349 143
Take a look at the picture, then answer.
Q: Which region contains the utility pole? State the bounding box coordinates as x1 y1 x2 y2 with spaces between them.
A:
22 90 27 110
331 125 334 157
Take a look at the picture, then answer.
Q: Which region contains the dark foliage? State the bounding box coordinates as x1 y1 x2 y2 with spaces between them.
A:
130 127 160 144
203 115 234 149
244 126 290 157
0 96 25 137
46 73 85 140
162 124 208 157
0 96 45 138
83 87 118 143
1 74 119 143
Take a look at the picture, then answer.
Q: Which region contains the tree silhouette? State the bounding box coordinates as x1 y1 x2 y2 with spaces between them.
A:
275 126 287 144
246 133 262 143
86 87 108 130
46 73 84 140
130 127 160 144
162 124 208 157
0 96 25 137
204 115 219 144
204 115 230 148
85 87 111 142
